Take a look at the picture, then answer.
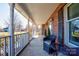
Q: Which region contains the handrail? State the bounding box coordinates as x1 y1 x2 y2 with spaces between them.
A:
0 32 27 39
0 36 11 39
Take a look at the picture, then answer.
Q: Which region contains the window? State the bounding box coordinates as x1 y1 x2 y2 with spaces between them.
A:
69 18 79 45
67 3 79 46
68 4 79 20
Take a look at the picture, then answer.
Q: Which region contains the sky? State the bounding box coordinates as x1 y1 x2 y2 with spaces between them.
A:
0 3 10 28
0 3 30 29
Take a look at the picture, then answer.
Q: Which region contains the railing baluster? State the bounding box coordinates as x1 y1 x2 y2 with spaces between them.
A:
22 34 23 47
0 39 2 56
7 37 9 56
18 35 19 48
21 34 23 48
24 34 25 45
8 37 11 56
16 35 18 49
23 34 24 47
14 35 16 55
25 34 26 45
25 33 27 44
7 36 9 56
0 38 1 56
18 35 21 48
20 34 22 48
25 33 26 44
24 34 25 46
4 37 6 56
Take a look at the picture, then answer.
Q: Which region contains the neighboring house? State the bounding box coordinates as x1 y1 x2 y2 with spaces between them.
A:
3 27 9 32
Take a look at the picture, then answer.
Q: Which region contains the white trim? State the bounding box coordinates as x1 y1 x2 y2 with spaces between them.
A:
66 16 79 22
64 3 79 47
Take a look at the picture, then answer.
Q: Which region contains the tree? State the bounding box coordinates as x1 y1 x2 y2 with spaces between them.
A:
13 12 22 32
5 12 23 32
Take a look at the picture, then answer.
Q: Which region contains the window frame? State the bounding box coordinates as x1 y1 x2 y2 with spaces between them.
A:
64 3 79 47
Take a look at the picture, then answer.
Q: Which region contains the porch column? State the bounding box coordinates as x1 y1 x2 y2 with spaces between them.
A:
32 24 34 37
28 18 30 41
9 3 15 56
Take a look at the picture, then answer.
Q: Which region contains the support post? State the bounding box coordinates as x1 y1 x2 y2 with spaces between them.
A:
28 18 30 41
9 3 15 56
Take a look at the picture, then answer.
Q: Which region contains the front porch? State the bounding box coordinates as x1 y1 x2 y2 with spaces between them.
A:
0 3 79 56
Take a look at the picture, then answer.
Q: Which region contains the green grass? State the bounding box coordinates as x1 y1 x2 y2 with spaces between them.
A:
0 31 26 37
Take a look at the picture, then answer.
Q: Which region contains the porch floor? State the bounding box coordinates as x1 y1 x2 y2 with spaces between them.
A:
19 36 65 56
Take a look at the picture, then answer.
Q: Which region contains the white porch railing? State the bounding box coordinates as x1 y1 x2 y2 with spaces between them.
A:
0 32 29 56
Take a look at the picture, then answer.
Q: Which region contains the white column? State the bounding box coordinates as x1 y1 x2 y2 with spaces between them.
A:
9 3 15 56
28 18 30 41
32 25 34 37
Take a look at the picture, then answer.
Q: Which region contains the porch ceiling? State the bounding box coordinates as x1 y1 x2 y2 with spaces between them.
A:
15 3 59 25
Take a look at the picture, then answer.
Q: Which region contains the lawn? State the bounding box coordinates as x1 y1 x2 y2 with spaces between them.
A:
0 31 26 37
